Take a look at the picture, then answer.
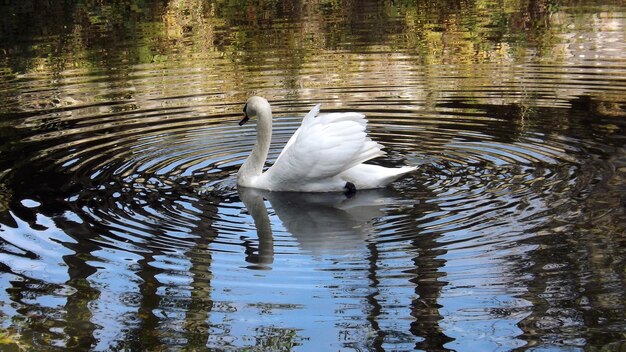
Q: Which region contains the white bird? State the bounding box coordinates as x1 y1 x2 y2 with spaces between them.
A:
237 96 416 192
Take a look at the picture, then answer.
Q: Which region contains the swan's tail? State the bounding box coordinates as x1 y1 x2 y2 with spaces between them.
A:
342 164 417 189
382 166 417 184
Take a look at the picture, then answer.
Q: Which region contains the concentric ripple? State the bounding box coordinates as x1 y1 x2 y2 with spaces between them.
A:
1 61 624 349
1 67 624 347
0 2 625 349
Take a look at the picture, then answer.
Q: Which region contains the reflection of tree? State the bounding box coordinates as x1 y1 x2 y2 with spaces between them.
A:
364 204 454 351
59 224 100 350
409 231 454 351
365 242 386 349
0 0 593 82
0 165 102 348
0 1 167 72
512 104 626 349
1 0 622 115
0 157 223 349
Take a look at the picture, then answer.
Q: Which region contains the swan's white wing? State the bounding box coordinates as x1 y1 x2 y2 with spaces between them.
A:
264 105 385 188
275 104 320 164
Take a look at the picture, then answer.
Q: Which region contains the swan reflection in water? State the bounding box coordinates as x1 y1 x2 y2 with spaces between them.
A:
238 186 410 267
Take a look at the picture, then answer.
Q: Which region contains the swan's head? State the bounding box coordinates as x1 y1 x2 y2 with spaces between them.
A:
239 96 271 126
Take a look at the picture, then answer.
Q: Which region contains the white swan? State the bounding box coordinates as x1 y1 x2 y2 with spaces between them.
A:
237 96 416 192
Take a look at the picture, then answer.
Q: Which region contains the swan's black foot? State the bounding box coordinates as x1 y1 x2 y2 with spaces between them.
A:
344 182 357 198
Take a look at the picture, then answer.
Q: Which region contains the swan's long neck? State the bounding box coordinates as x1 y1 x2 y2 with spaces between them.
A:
238 107 272 186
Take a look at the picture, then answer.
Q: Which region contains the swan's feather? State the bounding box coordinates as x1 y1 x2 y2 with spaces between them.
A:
275 104 320 163
263 105 384 188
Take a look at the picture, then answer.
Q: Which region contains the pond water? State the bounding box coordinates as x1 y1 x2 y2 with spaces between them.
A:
1 1 625 350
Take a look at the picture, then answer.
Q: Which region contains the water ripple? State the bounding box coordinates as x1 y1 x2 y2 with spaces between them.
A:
0 15 625 348
3 89 602 266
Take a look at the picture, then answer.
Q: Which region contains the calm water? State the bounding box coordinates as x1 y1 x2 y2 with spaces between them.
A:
0 1 625 351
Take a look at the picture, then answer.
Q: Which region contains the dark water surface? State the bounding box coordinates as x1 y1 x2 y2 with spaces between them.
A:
1 1 625 350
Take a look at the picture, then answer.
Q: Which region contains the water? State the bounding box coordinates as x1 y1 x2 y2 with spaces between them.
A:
0 1 625 350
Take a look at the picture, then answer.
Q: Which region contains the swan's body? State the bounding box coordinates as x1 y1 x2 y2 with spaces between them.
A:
237 96 416 192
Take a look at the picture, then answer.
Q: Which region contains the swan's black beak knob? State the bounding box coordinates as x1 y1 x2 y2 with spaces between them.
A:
239 102 249 126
